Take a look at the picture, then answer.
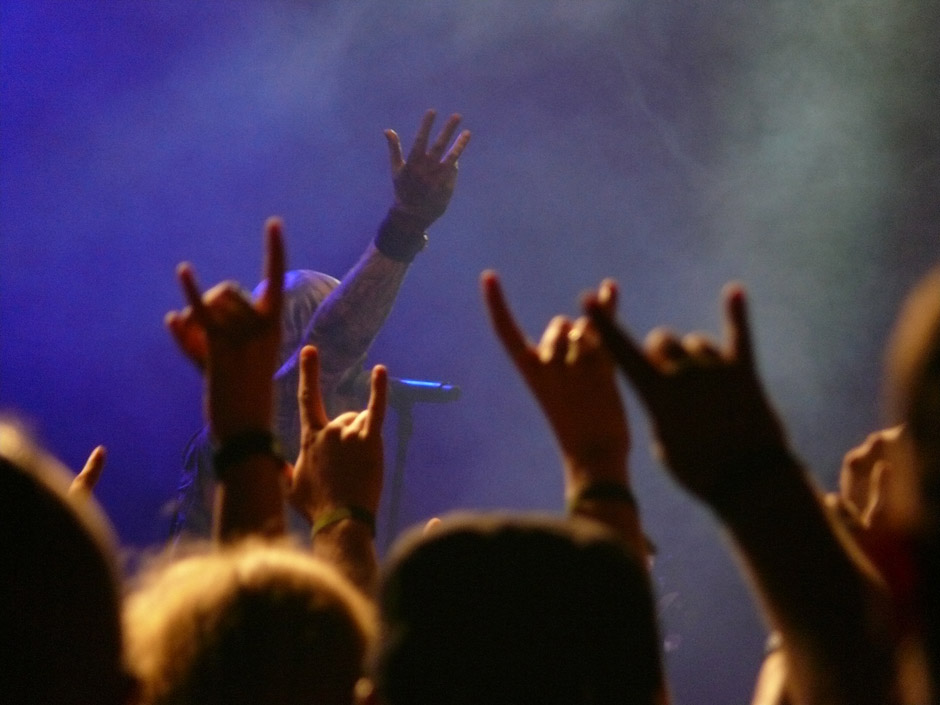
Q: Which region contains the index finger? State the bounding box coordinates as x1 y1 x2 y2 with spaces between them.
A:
584 296 658 400
407 109 436 161
69 445 107 497
480 270 534 368
259 217 285 319
722 283 753 368
365 364 389 437
298 345 329 431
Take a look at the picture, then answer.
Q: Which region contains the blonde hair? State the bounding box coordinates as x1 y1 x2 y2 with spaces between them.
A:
125 539 375 705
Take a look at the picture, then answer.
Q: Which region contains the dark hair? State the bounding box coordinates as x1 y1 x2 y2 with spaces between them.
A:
375 513 664 705
0 421 128 705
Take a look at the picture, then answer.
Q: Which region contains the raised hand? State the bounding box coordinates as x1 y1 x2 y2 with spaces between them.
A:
166 218 285 442
384 109 471 229
482 271 629 493
290 345 388 524
68 445 107 498
585 283 788 503
839 425 906 530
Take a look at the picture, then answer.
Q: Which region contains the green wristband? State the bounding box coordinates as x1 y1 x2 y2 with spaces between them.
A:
311 505 376 537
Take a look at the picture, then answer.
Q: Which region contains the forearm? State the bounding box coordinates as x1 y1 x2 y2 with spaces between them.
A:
213 454 288 543
711 449 898 705
308 244 409 385
563 454 648 565
270 244 409 448
273 243 410 416
311 519 379 596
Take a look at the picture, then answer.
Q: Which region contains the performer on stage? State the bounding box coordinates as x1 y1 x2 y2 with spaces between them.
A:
168 109 471 538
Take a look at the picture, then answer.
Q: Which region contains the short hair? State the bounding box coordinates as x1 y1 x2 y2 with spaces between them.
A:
0 419 129 705
124 540 376 705
375 513 665 705
254 269 339 373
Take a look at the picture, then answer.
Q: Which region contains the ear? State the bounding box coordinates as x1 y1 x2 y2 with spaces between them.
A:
354 677 379 705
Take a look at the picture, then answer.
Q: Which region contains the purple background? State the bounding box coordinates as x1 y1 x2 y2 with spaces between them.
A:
2 2 938 702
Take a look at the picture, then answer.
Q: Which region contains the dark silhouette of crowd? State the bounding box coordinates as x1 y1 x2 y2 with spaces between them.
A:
3 109 938 705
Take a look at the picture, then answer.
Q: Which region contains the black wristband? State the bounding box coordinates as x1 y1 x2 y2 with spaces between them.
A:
213 430 284 481
566 481 637 514
374 209 429 263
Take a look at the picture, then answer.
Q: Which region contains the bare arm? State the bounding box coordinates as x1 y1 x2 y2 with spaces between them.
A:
167 218 288 543
289 345 388 595
275 110 471 418
481 271 647 560
586 284 898 705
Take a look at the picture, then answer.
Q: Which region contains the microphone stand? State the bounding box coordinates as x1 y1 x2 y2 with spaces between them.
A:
385 398 415 550
382 380 461 550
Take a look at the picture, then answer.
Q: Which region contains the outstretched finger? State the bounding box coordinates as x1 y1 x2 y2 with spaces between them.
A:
298 345 329 431
537 316 573 365
365 364 389 437
722 283 754 367
384 129 405 173
682 333 722 364
164 310 208 369
481 270 533 369
259 217 285 319
69 445 107 496
408 109 436 161
595 278 619 317
585 296 658 400
429 113 461 160
177 262 210 325
442 129 472 168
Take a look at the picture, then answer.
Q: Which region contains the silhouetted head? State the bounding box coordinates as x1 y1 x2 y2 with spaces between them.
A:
124 540 375 705
375 513 665 705
885 265 940 693
0 420 133 705
886 265 940 533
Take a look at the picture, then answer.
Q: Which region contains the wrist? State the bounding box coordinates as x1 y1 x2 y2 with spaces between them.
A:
566 481 637 514
212 429 285 481
705 445 805 519
311 504 376 538
562 448 629 494
388 204 434 232
374 207 429 263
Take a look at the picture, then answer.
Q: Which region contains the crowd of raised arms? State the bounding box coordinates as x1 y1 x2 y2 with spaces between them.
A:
2 109 938 705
